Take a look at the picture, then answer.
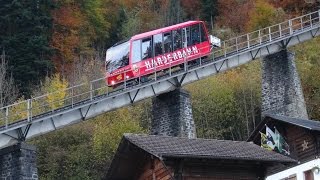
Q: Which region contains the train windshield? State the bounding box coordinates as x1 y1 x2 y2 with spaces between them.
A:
106 41 129 73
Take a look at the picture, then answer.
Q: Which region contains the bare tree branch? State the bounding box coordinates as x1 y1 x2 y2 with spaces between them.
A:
0 49 18 107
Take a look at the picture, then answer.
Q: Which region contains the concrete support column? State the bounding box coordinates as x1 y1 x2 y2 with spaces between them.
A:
262 50 308 119
0 143 38 180
151 88 196 138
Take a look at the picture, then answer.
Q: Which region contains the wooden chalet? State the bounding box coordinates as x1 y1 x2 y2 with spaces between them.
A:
247 114 320 179
105 134 295 180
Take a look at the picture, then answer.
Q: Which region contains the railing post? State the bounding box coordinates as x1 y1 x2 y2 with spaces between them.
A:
212 51 214 62
154 65 157 81
318 10 320 23
247 34 250 48
30 99 32 121
138 68 141 85
5 107 8 128
268 27 272 41
184 53 187 72
169 59 172 76
71 87 74 108
310 14 312 28
259 30 262 44
90 82 93 100
27 99 31 122
236 37 238 52
289 19 293 34
223 41 226 57
279 24 282 37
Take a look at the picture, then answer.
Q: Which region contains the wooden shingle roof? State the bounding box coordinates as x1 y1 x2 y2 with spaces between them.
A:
106 134 296 179
247 114 320 142
264 114 320 131
124 134 296 163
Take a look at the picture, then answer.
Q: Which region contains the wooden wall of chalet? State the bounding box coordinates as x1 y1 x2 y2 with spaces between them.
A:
138 158 267 180
165 159 265 180
138 159 173 180
285 124 319 162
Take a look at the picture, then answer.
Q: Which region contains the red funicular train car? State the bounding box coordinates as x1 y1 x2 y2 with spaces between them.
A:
105 21 220 86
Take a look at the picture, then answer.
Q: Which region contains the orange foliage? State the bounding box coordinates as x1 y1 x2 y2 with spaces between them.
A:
50 4 84 72
269 0 317 14
181 0 202 19
216 0 254 32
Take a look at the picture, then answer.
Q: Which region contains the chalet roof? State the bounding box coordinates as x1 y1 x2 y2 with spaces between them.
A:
106 134 296 179
247 114 320 142
124 134 296 163
265 114 320 131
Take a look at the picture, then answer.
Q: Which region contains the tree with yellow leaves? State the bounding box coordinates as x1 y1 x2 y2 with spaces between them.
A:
43 74 69 110
246 0 286 32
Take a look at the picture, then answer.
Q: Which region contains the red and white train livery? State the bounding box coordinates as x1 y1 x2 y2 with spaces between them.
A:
105 21 220 86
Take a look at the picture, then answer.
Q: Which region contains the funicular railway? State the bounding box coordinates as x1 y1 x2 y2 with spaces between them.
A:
0 10 320 149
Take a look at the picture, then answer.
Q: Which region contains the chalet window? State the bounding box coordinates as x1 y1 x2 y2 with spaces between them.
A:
142 37 152 60
304 170 314 180
163 32 172 53
153 34 163 57
132 40 141 63
172 29 182 51
281 174 297 180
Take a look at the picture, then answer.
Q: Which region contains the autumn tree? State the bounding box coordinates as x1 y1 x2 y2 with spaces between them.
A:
181 0 202 20
270 0 319 14
246 0 286 32
51 0 113 78
216 0 254 33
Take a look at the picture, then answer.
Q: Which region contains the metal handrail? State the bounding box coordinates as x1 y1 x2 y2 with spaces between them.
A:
0 10 319 128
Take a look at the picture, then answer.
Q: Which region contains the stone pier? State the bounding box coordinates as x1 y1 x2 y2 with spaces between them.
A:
0 143 38 180
261 50 308 119
151 88 196 138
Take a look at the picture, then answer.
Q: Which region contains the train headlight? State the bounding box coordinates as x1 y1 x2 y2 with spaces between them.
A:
126 75 130 79
111 81 115 85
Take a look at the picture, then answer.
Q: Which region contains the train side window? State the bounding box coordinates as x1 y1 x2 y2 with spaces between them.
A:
200 23 208 42
154 34 163 57
173 29 182 51
142 37 152 60
190 24 200 45
163 32 172 53
132 40 141 63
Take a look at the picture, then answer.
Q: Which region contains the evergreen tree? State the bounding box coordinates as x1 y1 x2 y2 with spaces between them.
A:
0 0 54 97
166 0 185 26
201 0 218 29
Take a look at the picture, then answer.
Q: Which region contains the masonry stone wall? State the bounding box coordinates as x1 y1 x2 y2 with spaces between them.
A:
151 88 196 138
0 143 38 180
262 50 308 119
